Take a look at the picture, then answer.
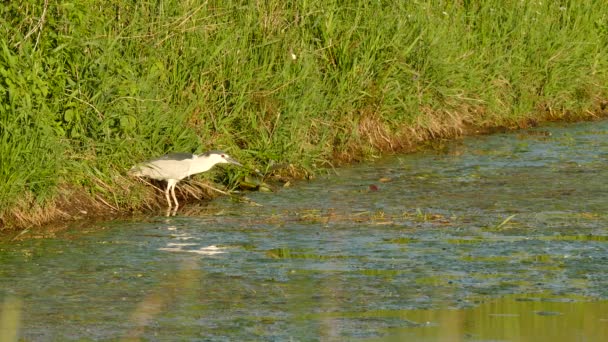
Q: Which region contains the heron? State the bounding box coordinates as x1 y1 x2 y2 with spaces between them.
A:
129 151 242 209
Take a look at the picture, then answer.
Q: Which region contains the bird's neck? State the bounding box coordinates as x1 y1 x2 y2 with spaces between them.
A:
188 155 215 175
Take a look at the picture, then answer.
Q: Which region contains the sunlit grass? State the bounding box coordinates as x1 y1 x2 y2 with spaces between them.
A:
1 0 607 228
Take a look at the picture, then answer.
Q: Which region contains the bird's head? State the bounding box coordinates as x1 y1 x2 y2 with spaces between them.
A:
200 151 243 168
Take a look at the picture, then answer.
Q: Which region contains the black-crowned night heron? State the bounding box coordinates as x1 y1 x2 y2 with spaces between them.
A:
129 151 242 209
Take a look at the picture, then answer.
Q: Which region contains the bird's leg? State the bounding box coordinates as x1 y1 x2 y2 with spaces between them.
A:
171 184 179 209
166 179 179 210
164 183 173 209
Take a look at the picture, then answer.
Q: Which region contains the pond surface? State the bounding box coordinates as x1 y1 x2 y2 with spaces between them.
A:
2 120 608 341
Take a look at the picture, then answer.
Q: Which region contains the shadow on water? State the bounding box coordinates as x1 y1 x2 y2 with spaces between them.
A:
2 120 608 340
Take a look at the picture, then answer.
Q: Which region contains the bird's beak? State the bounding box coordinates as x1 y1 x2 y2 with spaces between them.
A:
227 156 243 167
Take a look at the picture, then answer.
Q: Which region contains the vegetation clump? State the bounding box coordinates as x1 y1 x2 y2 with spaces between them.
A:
1 1 607 229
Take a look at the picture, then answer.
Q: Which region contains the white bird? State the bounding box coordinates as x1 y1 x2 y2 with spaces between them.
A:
129 151 242 209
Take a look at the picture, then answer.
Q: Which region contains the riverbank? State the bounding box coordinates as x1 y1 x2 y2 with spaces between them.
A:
1 1 607 229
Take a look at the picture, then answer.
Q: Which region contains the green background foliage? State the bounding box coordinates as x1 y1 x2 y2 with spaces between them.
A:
1 0 607 226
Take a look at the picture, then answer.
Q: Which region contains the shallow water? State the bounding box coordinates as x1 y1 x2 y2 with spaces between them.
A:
2 120 608 341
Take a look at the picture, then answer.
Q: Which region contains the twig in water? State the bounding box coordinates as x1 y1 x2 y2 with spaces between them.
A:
196 182 262 207
495 214 517 230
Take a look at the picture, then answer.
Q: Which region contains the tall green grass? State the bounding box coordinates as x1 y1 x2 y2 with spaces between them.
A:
1 1 607 227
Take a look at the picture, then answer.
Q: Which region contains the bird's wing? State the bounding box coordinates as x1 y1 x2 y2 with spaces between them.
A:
152 152 195 162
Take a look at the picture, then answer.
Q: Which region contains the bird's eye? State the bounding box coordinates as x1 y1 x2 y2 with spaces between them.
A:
221 154 225 158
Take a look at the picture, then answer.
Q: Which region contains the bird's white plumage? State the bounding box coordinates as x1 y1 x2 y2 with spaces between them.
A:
129 151 242 209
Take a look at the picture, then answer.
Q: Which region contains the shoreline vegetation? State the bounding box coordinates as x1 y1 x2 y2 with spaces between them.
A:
1 1 607 230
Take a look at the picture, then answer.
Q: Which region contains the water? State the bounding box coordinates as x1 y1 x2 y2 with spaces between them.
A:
2 120 608 341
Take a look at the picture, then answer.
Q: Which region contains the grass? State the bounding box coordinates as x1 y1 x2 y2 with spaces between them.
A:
1 0 608 229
